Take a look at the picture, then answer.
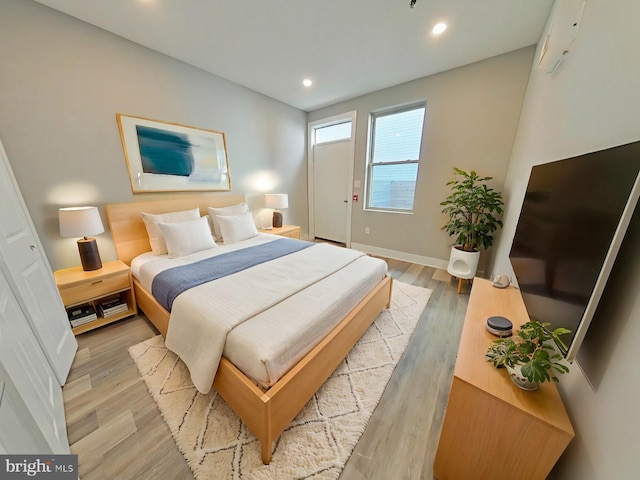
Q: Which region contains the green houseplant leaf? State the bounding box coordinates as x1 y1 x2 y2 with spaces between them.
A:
441 168 504 251
486 320 571 387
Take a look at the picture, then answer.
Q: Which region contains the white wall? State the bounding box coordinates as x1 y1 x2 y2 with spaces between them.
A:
0 0 307 270
492 0 640 478
0 1 535 274
308 47 534 271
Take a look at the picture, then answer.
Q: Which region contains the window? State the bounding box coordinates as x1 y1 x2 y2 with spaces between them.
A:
366 104 425 211
314 121 352 144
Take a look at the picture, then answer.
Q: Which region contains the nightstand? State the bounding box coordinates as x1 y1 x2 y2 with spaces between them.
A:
260 225 301 239
54 260 137 335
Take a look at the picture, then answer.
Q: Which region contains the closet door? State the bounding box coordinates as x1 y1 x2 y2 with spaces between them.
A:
0 363 52 454
0 268 69 453
0 139 77 385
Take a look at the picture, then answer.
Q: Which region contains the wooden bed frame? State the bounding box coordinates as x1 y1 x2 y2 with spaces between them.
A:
106 194 392 464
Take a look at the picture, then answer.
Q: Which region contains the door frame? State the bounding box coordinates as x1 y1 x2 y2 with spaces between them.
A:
307 110 357 247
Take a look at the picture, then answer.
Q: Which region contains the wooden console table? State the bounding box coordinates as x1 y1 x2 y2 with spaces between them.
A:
434 278 574 479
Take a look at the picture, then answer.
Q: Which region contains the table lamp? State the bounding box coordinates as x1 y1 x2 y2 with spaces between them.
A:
264 193 288 228
59 206 104 271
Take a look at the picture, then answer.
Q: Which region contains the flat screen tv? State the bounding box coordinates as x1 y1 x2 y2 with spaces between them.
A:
509 140 640 361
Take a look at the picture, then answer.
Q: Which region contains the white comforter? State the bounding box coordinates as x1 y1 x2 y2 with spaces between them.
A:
133 235 386 393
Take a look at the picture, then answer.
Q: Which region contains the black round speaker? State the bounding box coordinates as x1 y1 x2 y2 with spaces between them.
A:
486 316 513 337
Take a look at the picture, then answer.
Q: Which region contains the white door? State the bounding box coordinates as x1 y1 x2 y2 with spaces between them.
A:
313 140 350 243
0 363 52 454
0 268 69 453
0 140 77 385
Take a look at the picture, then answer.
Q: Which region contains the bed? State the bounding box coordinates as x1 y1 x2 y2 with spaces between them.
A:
106 194 392 464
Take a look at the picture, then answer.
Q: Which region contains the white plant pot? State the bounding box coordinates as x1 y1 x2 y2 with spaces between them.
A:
506 364 540 391
446 246 480 279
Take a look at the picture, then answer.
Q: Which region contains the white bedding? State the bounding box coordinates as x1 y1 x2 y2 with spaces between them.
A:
131 234 387 393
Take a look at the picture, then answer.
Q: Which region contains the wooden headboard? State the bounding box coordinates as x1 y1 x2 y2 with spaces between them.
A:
106 194 246 265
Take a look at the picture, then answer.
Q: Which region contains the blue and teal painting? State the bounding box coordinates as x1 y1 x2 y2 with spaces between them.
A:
136 125 194 176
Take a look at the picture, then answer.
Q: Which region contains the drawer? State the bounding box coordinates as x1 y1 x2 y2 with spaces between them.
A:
59 272 130 306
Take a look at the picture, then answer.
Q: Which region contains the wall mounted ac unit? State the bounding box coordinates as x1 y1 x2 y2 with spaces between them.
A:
538 0 587 74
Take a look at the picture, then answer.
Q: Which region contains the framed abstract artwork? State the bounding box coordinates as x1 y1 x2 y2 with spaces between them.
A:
116 114 232 193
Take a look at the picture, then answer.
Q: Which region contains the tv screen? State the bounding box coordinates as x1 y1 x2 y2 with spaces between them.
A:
509 140 640 360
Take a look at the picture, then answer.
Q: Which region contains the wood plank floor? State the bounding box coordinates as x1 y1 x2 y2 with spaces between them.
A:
62 258 469 480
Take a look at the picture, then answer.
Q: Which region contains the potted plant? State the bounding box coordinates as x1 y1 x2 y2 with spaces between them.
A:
440 168 504 279
486 320 571 390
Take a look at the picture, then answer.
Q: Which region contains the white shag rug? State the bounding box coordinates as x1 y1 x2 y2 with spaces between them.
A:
129 281 431 480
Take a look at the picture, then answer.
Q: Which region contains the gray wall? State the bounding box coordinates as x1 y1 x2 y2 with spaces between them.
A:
492 0 640 477
0 0 307 270
308 47 535 272
6 0 637 476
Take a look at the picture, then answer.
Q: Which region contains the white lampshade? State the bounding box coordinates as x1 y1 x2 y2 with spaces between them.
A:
264 193 289 210
59 206 104 238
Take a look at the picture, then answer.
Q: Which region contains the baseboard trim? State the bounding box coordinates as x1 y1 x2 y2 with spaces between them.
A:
350 243 450 270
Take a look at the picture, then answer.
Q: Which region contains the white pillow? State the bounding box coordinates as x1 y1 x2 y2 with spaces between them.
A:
208 203 249 241
216 211 258 244
141 208 201 255
158 216 216 258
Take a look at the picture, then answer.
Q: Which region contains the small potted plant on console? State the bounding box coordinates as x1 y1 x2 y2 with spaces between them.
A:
486 320 571 391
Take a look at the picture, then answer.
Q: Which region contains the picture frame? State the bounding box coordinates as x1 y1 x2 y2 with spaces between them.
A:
116 114 232 193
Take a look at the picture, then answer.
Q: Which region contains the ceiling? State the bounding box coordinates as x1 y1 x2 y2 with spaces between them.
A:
34 0 554 112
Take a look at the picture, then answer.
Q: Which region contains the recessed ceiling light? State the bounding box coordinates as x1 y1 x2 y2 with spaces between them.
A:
303 78 313 87
432 22 447 35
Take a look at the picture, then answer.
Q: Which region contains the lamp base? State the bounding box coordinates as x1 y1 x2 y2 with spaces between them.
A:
272 210 283 228
78 238 102 271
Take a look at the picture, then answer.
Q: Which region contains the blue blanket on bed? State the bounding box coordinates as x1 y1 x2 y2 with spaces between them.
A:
151 237 313 311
